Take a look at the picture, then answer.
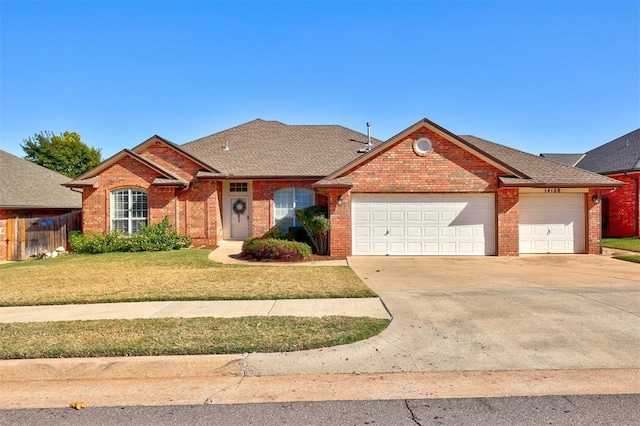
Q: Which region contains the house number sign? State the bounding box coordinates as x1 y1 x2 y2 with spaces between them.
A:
545 188 561 193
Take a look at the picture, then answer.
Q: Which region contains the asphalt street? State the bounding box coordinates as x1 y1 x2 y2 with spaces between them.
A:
1 394 638 426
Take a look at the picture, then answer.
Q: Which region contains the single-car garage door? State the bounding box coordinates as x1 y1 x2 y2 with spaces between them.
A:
352 194 496 255
519 193 585 254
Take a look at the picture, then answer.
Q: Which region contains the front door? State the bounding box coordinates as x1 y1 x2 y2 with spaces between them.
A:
230 196 250 239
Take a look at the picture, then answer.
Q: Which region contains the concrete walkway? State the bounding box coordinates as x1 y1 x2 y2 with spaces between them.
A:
0 298 390 323
208 240 348 266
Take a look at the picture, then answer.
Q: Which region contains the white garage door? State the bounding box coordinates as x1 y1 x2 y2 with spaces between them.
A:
352 194 496 255
519 193 584 254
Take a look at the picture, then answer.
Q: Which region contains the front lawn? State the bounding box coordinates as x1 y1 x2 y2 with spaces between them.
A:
0 316 389 359
601 237 640 252
0 249 375 307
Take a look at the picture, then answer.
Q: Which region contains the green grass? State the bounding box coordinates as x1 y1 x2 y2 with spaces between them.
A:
0 249 375 307
613 255 640 264
0 316 390 359
601 237 640 252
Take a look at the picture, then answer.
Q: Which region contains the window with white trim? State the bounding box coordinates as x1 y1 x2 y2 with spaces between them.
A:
230 182 248 192
274 187 314 231
110 188 148 234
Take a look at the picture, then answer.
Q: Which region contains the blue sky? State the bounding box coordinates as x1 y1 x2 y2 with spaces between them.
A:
1 0 638 160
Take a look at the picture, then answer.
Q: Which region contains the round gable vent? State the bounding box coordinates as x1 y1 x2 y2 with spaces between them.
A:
413 137 433 156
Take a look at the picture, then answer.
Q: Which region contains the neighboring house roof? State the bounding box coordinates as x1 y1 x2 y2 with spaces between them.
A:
574 128 640 175
539 153 585 167
0 149 81 209
181 119 383 178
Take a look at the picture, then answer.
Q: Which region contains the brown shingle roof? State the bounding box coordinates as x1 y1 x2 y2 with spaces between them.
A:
181 119 382 178
0 150 81 209
459 135 623 187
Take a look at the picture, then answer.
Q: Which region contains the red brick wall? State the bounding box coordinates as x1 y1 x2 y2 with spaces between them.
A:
602 172 639 237
496 188 519 256
587 190 602 254
329 127 508 256
139 141 202 182
82 152 221 247
328 188 351 257
348 127 500 193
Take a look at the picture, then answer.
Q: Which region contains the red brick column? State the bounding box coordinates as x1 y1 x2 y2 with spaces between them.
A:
587 189 602 254
328 188 351 257
496 188 519 256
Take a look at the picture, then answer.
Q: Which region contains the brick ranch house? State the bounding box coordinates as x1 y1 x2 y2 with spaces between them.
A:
542 128 639 238
65 118 622 256
0 150 82 261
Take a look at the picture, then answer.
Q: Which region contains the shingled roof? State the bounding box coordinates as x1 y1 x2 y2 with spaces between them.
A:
575 128 640 175
0 150 81 209
459 135 621 187
181 119 382 178
539 153 585 167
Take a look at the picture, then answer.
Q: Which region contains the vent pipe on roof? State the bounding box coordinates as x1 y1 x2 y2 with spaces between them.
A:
356 122 373 153
223 140 229 151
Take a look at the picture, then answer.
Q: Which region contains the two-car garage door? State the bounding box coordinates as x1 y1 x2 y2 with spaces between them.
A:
351 192 585 255
352 194 496 255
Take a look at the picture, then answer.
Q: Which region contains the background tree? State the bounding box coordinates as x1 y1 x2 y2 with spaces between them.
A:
21 131 101 178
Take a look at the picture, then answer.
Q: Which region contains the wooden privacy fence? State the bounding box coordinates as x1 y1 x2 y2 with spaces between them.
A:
6 211 82 261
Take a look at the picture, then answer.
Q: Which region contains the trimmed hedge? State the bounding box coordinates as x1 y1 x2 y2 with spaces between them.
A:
241 237 312 262
69 217 192 254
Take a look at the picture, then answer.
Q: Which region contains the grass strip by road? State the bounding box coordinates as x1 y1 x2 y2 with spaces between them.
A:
602 238 640 264
0 316 390 359
0 249 375 307
601 237 640 252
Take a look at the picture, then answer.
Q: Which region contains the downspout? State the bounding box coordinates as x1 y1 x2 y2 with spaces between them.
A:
626 172 640 237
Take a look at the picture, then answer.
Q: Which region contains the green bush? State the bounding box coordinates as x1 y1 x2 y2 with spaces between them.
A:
69 217 191 254
262 226 285 240
241 238 311 262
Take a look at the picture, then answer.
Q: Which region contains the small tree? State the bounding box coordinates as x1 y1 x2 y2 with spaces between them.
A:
21 131 101 178
295 205 330 255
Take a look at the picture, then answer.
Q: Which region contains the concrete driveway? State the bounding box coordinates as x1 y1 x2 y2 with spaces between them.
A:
245 255 639 375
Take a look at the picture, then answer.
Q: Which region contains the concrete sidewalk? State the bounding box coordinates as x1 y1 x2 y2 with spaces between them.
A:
0 298 390 323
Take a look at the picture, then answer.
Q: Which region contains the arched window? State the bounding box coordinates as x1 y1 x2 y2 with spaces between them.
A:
110 188 148 234
273 187 314 231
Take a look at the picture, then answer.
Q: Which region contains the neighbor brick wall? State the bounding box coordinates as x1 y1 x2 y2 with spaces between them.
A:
602 172 639 237
497 188 519 256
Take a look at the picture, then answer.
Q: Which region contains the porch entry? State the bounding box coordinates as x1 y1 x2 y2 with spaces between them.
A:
230 196 250 239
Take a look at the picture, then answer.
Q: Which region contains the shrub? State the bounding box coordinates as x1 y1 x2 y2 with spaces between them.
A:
295 205 330 255
262 226 285 240
69 217 191 254
241 238 311 262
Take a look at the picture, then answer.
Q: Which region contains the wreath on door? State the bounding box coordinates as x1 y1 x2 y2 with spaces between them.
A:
232 199 247 223
232 199 247 215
